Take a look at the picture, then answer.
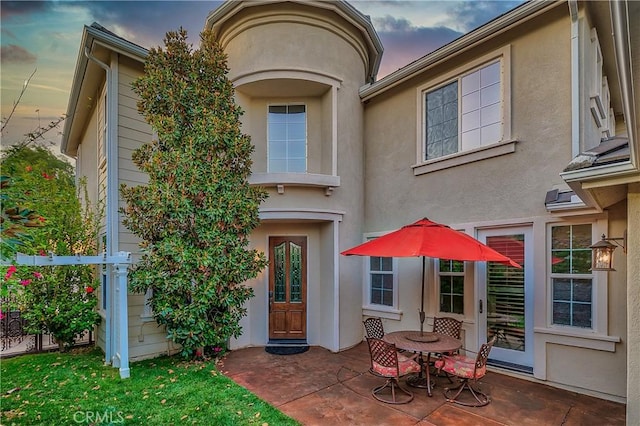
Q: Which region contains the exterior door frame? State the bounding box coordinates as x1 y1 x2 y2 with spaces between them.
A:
268 235 308 341
476 226 534 368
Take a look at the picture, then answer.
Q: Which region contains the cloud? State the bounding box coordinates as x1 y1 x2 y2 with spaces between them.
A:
30 83 70 94
374 15 413 32
0 1 51 20
1 44 37 65
442 1 526 32
372 16 462 78
367 2 525 78
1 27 17 40
77 1 223 48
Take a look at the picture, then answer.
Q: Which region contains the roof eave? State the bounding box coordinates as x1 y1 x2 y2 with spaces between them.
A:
205 0 383 83
560 161 639 210
359 0 561 101
61 25 92 156
61 25 148 156
560 160 638 183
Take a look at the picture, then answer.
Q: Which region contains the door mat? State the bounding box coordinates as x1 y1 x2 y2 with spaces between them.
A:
265 345 309 355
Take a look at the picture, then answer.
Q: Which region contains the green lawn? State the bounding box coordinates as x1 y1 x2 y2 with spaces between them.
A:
0 347 299 425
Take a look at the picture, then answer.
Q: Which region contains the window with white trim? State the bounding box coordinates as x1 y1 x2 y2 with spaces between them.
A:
438 259 464 314
268 104 306 173
589 28 613 138
369 256 394 307
424 60 502 160
550 224 593 328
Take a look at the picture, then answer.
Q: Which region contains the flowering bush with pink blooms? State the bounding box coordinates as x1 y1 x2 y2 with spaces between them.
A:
18 265 100 351
0 265 28 319
1 263 101 351
1 146 103 351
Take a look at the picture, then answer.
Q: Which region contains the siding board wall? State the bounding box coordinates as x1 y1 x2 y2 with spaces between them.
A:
116 59 176 360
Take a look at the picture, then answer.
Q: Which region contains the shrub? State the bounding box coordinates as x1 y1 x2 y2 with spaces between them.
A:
121 29 268 358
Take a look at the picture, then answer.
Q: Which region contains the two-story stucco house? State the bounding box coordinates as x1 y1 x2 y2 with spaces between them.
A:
61 0 639 421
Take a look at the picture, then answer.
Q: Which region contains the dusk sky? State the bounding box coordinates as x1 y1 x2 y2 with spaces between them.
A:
1 0 524 157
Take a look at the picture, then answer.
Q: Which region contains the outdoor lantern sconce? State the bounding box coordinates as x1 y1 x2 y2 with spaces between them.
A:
590 231 627 271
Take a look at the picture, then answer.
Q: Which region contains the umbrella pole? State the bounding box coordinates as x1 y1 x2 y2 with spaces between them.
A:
419 256 426 335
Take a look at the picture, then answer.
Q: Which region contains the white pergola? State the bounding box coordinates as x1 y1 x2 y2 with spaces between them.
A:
14 252 132 378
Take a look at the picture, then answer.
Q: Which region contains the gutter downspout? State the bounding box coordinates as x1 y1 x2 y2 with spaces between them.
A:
610 1 638 422
610 0 637 163
569 0 580 158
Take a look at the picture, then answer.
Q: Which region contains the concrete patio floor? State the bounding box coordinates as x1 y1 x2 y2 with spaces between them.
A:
218 342 626 426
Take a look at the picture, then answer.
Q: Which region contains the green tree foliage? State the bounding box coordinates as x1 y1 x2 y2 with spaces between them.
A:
0 146 102 350
121 29 268 358
1 175 39 259
0 146 71 259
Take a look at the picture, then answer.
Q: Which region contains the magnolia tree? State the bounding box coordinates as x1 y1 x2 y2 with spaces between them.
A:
121 29 268 358
0 146 102 351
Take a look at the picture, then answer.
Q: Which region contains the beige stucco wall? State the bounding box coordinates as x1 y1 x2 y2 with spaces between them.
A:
215 3 373 84
232 222 337 349
217 2 372 350
361 6 627 400
363 9 571 229
542 202 627 399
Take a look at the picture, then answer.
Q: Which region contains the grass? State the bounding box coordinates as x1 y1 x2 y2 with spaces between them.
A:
0 347 300 425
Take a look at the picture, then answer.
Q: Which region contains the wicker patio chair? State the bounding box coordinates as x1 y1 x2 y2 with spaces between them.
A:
366 337 421 404
434 336 497 407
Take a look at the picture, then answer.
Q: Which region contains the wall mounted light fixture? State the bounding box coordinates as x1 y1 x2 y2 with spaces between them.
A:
590 231 627 271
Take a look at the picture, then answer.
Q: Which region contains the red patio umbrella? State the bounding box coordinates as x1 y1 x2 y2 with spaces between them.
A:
341 218 521 334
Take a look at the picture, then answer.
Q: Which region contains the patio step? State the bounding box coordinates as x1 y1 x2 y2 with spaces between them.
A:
488 359 533 374
267 339 308 346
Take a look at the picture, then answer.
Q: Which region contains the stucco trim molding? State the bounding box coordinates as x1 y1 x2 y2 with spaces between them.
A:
412 139 517 175
534 327 621 352
259 208 344 222
233 69 342 89
250 172 340 195
363 306 403 321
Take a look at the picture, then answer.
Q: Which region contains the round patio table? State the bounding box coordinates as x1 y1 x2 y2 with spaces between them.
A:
383 330 462 397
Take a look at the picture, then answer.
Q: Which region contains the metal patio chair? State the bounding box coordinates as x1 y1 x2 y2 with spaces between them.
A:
366 337 421 404
433 317 463 340
434 336 497 407
431 316 463 381
363 317 385 339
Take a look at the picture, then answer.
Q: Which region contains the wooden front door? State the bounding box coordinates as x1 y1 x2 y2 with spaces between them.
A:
269 236 307 340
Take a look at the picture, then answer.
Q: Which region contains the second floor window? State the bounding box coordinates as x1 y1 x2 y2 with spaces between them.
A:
425 60 502 160
268 104 306 173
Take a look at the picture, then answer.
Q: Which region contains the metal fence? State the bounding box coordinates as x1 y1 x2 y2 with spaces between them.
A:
0 296 93 358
